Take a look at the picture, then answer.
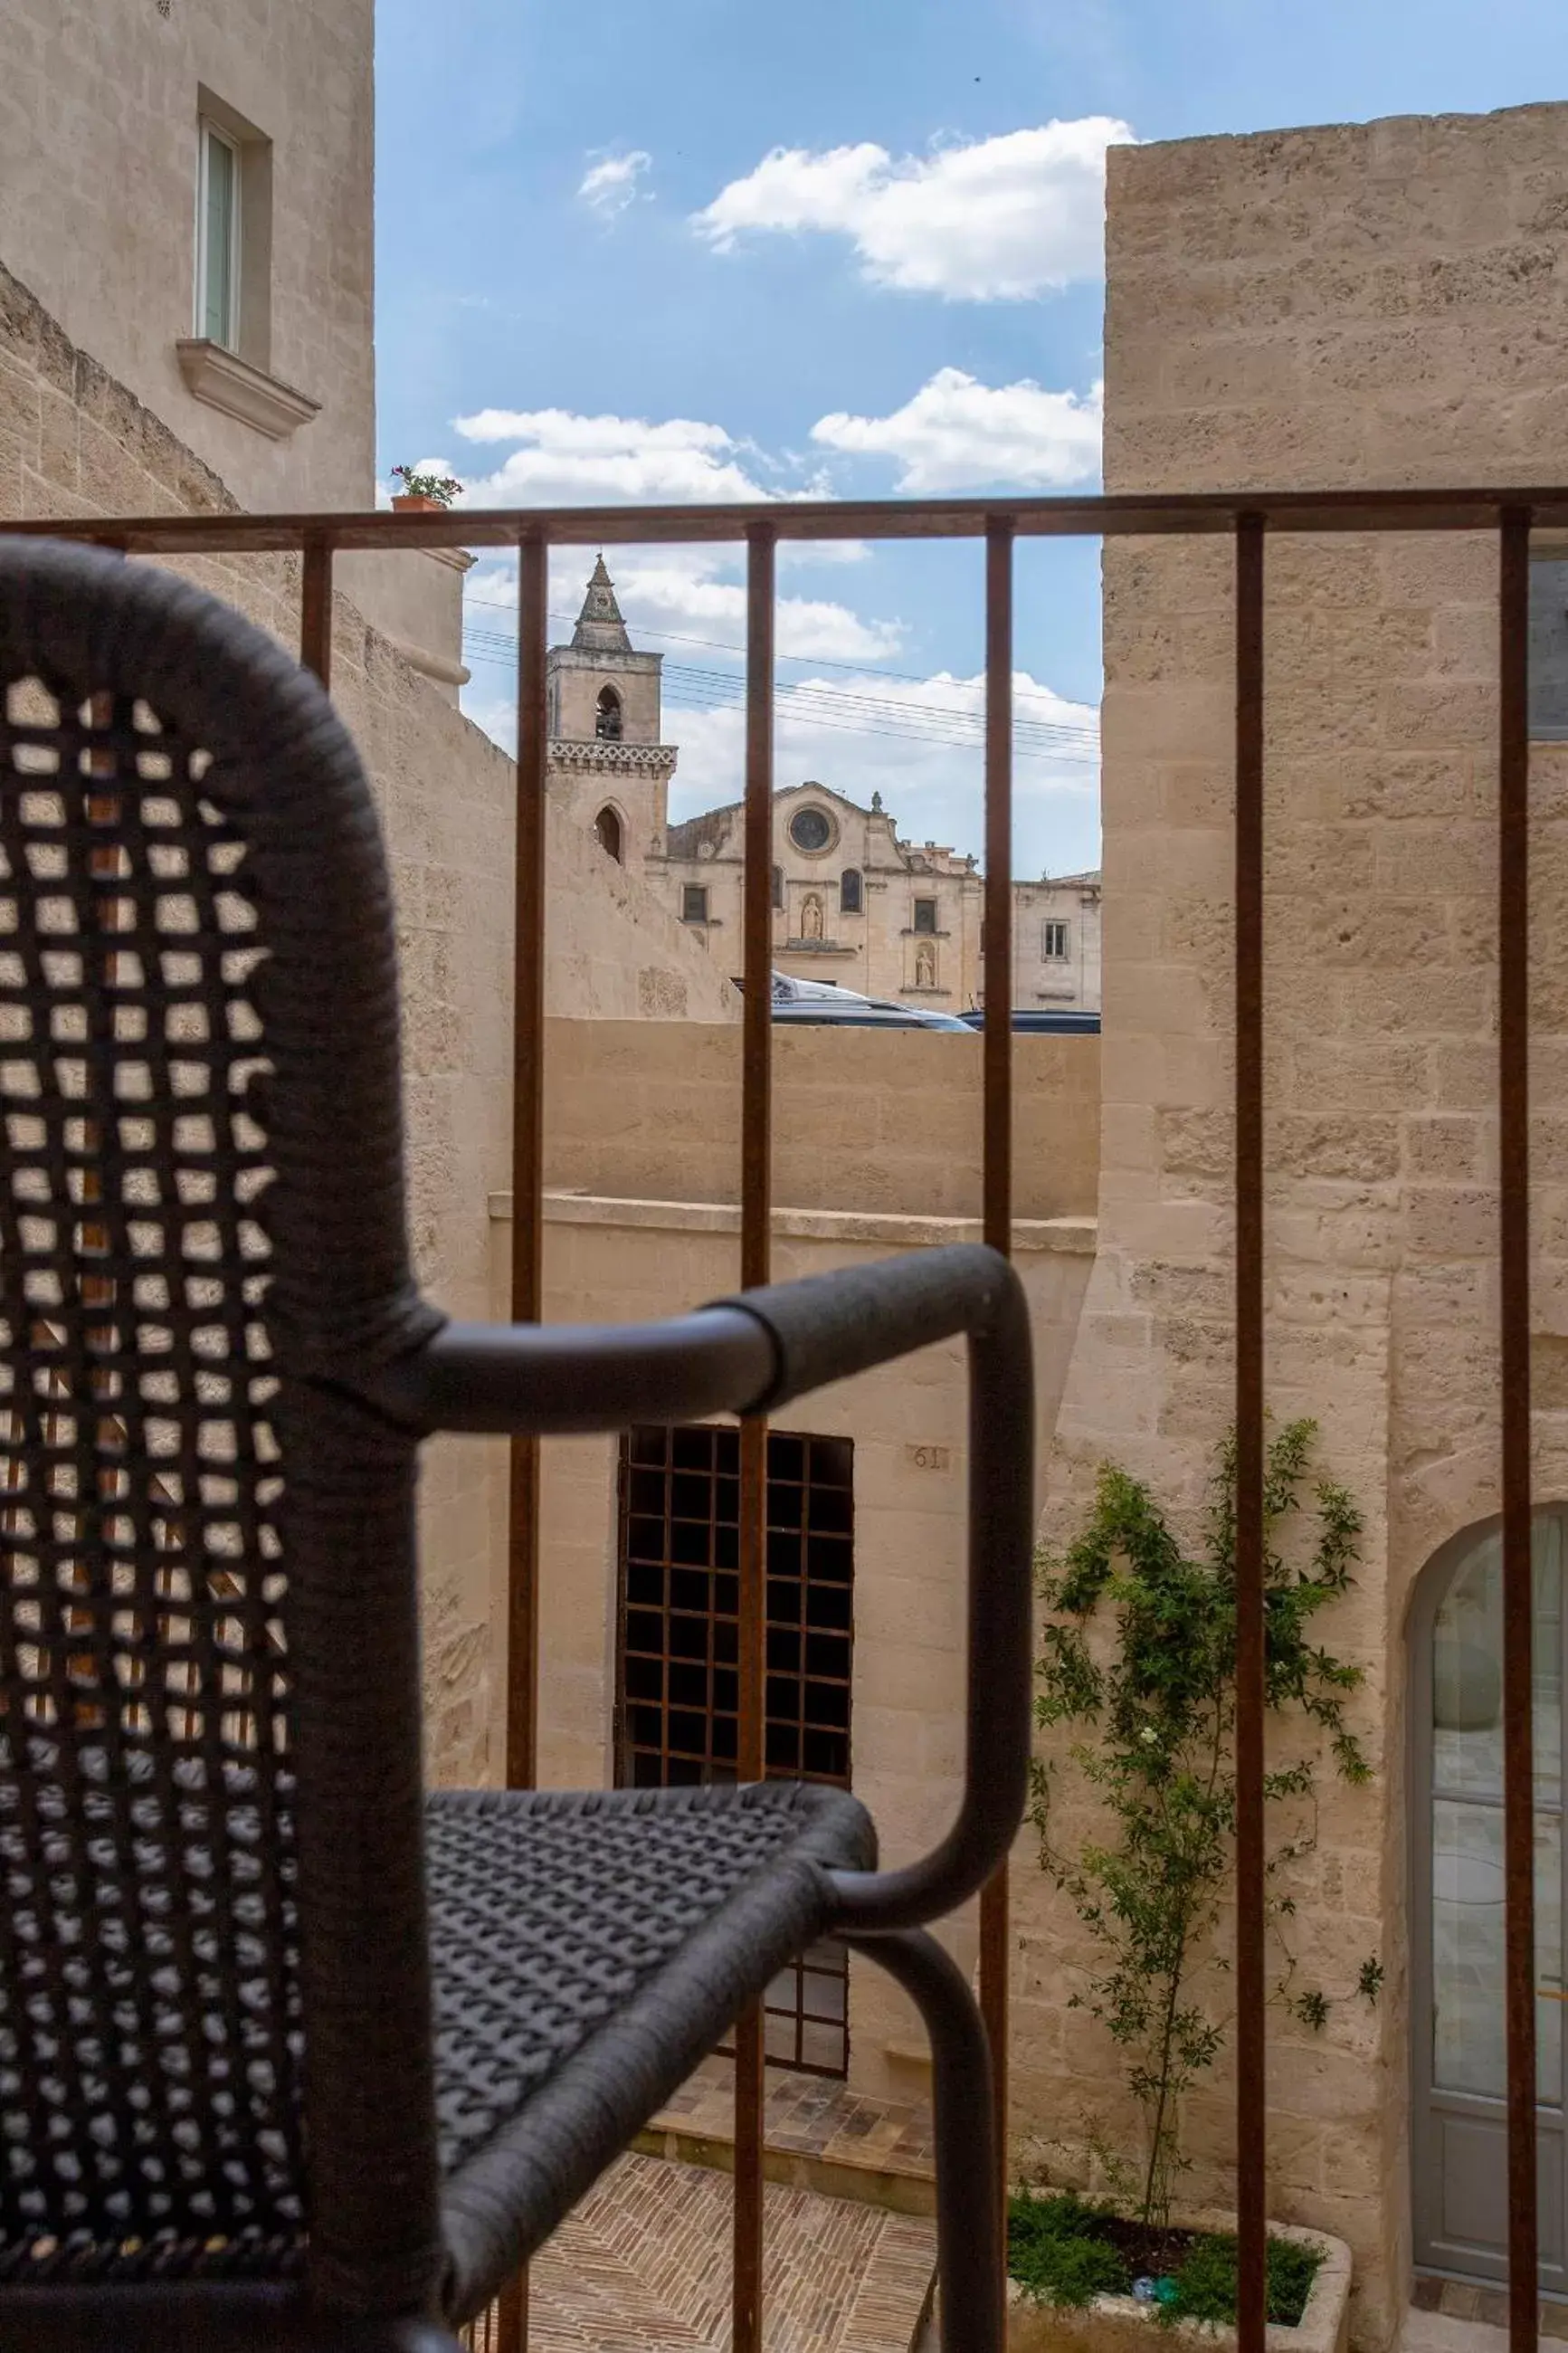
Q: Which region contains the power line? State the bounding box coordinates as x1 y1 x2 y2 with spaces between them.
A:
461 590 1099 721
659 662 1099 753
461 629 1099 764
463 628 1097 745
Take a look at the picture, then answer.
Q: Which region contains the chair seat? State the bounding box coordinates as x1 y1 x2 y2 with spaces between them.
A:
424 1781 876 2321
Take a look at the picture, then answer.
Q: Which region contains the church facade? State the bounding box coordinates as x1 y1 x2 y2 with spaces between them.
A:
546 561 1102 1015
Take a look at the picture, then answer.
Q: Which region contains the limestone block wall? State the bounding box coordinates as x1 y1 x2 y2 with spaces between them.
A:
537 1019 1100 1222
1023 102 1568 2349
0 258 738 1785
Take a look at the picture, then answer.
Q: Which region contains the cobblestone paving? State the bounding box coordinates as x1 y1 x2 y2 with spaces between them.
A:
651 2056 935 2185
525 2153 936 2350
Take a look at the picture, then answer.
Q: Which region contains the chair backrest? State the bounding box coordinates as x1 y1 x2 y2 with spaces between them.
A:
0 540 445 2315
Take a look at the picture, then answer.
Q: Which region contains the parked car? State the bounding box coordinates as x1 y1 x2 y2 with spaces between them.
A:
768 973 973 1031
958 1007 1101 1035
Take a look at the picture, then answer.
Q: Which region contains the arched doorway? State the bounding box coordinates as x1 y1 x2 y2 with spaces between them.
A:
594 805 623 862
1411 1513 1565 2290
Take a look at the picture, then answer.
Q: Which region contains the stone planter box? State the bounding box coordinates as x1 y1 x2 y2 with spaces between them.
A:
1007 2213 1352 2353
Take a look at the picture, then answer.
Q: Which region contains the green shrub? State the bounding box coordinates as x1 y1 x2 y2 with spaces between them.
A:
1006 2193 1326 2329
1164 2232 1324 2329
1008 2192 1128 2309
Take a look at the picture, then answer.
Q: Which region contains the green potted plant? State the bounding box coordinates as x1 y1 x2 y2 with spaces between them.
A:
390 465 462 513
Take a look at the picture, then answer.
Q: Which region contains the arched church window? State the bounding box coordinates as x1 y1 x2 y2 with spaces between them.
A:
594 805 623 862
840 869 863 915
595 685 623 740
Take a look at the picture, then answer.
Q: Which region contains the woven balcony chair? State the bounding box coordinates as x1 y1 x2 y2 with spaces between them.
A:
0 538 1034 2352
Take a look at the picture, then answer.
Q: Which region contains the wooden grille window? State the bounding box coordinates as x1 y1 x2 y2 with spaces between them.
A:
616 1423 854 2072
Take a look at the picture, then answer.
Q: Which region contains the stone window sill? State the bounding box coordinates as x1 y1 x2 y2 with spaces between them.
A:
176 340 322 440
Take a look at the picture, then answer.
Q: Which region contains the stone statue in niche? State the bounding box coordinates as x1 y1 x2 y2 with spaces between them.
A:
800 892 824 940
914 940 936 990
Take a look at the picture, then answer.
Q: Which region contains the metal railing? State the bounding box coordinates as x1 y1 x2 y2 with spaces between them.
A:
12 481 1568 2353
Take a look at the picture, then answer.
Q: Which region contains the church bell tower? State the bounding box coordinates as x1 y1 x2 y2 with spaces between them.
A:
545 559 676 868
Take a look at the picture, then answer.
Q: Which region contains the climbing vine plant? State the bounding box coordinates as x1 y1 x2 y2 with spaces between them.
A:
1031 1420 1377 2230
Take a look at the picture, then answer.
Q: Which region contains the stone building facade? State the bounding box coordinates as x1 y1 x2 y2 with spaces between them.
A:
1019 100 1568 2350
0 0 466 691
546 562 1103 1014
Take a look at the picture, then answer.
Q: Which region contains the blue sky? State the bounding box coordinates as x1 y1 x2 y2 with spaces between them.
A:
374 0 1568 876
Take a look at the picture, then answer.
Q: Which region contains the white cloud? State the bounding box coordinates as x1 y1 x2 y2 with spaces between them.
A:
607 557 900 661
451 406 769 505
691 118 1133 300
461 544 902 672
665 668 1100 877
813 368 1102 492
578 148 652 215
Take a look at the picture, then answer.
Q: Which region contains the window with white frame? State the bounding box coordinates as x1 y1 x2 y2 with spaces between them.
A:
1041 919 1070 960
195 120 242 350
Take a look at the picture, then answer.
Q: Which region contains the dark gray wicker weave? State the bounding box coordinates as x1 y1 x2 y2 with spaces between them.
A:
0 539 1034 2353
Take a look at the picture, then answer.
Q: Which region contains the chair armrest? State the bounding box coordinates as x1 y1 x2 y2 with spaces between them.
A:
352 1243 1034 1931
818 1253 1033 1932
356 1306 777 1436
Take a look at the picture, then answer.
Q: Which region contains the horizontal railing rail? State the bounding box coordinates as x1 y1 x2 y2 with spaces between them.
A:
6 483 1568 553
8 483 1560 2353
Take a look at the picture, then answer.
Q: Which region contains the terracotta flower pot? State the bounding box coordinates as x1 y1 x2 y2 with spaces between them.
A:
392 493 445 513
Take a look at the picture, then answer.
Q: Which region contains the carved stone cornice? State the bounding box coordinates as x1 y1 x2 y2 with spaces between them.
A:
546 738 677 776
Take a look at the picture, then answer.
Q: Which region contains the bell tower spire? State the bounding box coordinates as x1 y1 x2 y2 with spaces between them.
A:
545 561 677 871
571 554 633 655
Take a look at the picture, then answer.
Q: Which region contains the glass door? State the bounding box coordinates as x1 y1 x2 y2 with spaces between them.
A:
1413 1514 1565 2290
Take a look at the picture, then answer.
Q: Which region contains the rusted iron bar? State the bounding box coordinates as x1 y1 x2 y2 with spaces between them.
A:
1233 513 1267 2353
497 532 549 2353
733 519 776 2353
299 536 333 685
506 529 549 1790
1498 505 1538 2353
16 486 1568 560
979 517 1015 2253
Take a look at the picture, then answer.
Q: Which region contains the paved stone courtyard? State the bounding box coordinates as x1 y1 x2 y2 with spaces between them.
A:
642 2055 936 2212
519 2153 936 2350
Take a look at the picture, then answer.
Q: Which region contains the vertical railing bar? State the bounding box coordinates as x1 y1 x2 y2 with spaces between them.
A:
507 527 548 1784
1234 511 1267 2353
733 519 776 2353
1499 502 1538 2353
299 534 333 687
980 515 1015 2260
496 529 550 2353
